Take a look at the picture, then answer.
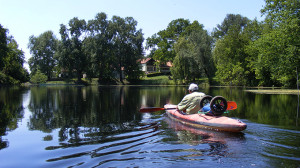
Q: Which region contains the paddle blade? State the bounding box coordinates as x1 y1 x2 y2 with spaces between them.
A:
139 107 165 113
227 101 237 110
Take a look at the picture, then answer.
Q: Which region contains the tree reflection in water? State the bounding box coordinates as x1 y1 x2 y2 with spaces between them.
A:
0 86 299 168
0 87 27 150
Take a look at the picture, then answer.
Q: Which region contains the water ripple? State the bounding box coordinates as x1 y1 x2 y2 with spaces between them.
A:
46 122 160 164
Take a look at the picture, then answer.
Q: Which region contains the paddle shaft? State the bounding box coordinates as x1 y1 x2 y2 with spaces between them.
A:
139 107 177 113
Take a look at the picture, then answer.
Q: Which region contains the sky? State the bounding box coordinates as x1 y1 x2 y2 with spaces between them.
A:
0 0 266 70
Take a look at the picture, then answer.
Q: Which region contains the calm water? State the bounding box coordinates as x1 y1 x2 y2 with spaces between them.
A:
0 86 299 168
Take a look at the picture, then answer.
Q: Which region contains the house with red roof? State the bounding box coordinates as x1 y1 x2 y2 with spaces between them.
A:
139 58 172 74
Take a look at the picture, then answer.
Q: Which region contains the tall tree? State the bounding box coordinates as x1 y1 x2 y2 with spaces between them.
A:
57 17 88 82
213 29 248 86
146 19 191 63
56 24 72 78
212 14 257 86
0 24 29 84
212 14 249 40
28 31 57 79
85 12 114 82
172 21 214 83
110 16 144 83
0 24 8 71
123 28 144 81
4 38 29 83
249 0 300 87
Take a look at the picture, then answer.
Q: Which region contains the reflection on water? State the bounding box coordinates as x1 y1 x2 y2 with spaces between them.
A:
0 86 299 167
27 86 143 131
46 122 160 164
0 87 27 150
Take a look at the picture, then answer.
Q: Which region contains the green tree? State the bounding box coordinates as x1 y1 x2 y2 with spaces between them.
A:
212 14 249 40
57 18 88 82
0 24 29 84
110 16 144 83
85 12 114 82
146 19 191 63
212 14 263 86
30 70 47 84
213 27 249 85
0 24 8 71
249 0 300 87
4 38 29 83
121 20 144 82
242 19 264 86
56 24 72 78
28 31 57 80
172 21 214 83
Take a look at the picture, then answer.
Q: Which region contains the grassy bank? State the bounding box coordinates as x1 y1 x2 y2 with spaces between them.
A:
136 75 214 86
137 75 176 85
245 89 300 95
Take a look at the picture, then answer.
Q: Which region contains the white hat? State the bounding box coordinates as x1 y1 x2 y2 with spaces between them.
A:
188 83 198 91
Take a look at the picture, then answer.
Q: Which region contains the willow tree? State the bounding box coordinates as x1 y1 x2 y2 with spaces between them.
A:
172 21 214 83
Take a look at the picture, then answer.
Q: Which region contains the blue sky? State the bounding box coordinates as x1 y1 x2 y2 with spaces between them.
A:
0 0 266 69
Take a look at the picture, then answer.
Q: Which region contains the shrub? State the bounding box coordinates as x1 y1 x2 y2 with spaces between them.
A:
30 70 47 84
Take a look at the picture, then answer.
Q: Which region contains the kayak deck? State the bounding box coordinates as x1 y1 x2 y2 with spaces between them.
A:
164 104 247 132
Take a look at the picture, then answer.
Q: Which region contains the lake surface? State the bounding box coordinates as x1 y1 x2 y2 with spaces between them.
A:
0 86 299 168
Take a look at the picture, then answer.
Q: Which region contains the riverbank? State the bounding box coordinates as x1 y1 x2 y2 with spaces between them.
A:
21 75 300 95
245 89 300 95
28 75 209 86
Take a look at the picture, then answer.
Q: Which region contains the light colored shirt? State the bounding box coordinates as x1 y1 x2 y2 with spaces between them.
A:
177 92 206 114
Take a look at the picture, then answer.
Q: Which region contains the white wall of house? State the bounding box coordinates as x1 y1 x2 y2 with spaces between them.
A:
141 63 147 71
140 63 156 74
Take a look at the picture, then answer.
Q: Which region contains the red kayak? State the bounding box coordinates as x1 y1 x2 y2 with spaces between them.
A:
164 104 247 132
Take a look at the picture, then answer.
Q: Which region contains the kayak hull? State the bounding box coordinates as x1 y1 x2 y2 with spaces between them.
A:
164 104 247 132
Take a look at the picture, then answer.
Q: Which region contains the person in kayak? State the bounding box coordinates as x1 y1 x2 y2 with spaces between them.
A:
177 83 206 114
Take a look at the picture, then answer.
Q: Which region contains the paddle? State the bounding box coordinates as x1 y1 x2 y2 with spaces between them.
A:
139 107 176 113
139 101 237 113
226 101 237 110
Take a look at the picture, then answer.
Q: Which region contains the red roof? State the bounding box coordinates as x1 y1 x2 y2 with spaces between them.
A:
140 58 152 64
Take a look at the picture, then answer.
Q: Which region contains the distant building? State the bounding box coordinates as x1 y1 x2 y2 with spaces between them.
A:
139 58 172 74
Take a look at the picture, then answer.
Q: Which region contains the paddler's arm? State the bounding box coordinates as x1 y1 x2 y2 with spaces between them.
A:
177 96 189 112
